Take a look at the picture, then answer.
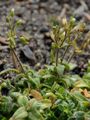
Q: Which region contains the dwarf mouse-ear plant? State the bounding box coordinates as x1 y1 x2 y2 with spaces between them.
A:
5 9 41 89
50 17 89 66
6 8 29 73
50 21 65 66
50 17 76 66
0 9 40 89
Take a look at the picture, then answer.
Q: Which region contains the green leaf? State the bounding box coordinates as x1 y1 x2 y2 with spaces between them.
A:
17 95 28 106
85 111 90 119
63 61 77 70
74 80 89 88
83 73 90 80
40 99 52 109
87 61 90 72
56 64 65 76
0 69 19 76
9 107 28 120
70 111 84 120
28 110 44 120
0 96 13 114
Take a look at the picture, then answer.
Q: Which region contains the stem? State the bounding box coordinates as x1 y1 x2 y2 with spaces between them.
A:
11 47 25 73
59 31 67 63
61 45 70 63
55 48 59 66
60 32 67 47
68 51 75 63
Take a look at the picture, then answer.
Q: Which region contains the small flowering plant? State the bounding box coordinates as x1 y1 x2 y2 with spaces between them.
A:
0 9 90 120
6 9 29 72
50 17 89 66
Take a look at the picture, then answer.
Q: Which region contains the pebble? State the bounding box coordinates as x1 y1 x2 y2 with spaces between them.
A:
20 45 36 63
40 26 49 33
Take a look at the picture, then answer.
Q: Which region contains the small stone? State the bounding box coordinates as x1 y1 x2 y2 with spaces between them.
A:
40 26 49 33
29 0 39 4
20 45 36 64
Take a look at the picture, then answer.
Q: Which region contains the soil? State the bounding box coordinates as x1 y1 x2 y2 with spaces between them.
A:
0 0 90 73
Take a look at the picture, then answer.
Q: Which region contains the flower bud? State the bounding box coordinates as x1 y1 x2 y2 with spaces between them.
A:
16 19 23 26
10 8 15 17
62 18 67 26
70 17 76 24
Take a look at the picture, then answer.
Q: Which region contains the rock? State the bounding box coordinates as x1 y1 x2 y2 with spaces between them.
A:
0 36 8 45
40 0 48 2
29 0 39 4
35 49 44 63
55 0 69 4
20 45 36 65
0 63 4 71
16 0 25 2
40 26 49 33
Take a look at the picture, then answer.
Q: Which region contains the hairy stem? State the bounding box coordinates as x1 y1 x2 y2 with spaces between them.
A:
11 47 25 73
61 45 70 63
60 32 67 47
55 48 59 66
68 51 75 63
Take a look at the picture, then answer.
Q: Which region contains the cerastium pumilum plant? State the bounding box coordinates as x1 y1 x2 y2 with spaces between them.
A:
6 9 28 72
50 17 90 66
4 9 41 89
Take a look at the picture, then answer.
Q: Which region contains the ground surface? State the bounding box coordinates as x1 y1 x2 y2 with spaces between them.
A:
0 0 90 72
